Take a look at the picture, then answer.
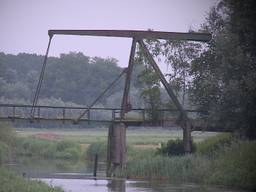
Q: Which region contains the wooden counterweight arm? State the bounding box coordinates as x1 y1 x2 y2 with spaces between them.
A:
48 29 211 42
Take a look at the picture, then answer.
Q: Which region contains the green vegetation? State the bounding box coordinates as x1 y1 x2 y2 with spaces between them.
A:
85 133 256 189
143 0 256 139
0 52 145 110
85 141 154 162
0 123 15 164
156 138 196 156
0 1 255 191
0 53 121 105
196 133 233 155
191 0 256 138
14 128 218 146
0 167 63 192
118 135 256 190
1 124 256 190
0 123 64 192
15 138 81 160
0 141 9 164
86 141 107 161
16 128 108 145
137 61 162 124
2 124 84 161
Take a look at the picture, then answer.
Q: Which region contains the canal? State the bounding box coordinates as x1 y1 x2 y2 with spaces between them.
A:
7 157 248 192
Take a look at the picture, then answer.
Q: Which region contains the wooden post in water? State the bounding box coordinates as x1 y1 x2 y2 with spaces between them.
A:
93 154 98 177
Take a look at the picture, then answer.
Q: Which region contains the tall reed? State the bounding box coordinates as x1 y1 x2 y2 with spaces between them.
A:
118 138 256 190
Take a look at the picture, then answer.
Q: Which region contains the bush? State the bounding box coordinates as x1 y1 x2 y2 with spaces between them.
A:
15 138 54 158
0 141 10 164
56 140 77 151
56 147 80 160
156 139 196 156
207 140 256 189
86 141 107 161
0 122 16 164
126 145 154 161
15 138 81 160
0 122 16 146
196 133 233 156
120 140 256 190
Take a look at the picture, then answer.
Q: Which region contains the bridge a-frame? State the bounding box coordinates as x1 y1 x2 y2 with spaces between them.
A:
29 29 211 176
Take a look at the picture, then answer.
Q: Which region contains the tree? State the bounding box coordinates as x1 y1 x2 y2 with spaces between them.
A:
142 34 202 107
0 52 125 106
161 39 202 105
137 64 162 124
190 0 256 139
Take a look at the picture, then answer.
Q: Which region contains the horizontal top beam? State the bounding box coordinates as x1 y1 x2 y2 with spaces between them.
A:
48 29 211 42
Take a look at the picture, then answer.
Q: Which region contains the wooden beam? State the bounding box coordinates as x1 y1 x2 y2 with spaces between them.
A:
48 29 211 42
138 39 192 153
30 36 52 118
120 38 137 119
137 40 187 120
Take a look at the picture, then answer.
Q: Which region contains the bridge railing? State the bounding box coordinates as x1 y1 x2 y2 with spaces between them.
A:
0 104 206 126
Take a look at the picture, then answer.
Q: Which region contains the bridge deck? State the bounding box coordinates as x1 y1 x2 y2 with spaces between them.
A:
0 104 230 132
0 104 199 123
0 104 214 130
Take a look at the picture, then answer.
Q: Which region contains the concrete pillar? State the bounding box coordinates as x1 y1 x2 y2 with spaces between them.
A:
107 122 126 177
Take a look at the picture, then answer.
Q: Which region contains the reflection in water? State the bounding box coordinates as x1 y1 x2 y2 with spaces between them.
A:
8 156 106 177
107 179 126 192
40 178 247 192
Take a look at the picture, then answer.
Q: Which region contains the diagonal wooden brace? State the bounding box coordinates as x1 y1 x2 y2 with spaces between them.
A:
137 39 192 153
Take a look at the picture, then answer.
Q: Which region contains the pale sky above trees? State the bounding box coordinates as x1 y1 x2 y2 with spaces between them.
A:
0 0 217 68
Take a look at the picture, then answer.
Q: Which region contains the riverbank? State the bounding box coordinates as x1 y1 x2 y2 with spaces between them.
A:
0 123 64 192
117 137 256 190
2 125 255 190
0 167 63 192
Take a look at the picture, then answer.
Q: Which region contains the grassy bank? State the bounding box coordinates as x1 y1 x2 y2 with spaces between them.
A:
116 136 256 190
4 126 255 190
0 167 63 192
0 123 64 192
0 123 15 164
15 138 81 160
15 127 218 146
86 141 154 162
13 127 218 161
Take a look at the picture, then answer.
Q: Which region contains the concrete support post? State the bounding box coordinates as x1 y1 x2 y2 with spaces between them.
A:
107 122 126 177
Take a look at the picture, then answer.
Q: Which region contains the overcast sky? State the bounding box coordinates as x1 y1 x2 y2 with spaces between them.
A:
0 0 217 68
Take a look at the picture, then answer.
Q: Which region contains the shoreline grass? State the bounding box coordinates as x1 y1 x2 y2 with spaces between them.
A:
0 123 64 192
4 126 255 190
15 138 82 160
116 139 256 190
14 127 219 146
0 167 63 192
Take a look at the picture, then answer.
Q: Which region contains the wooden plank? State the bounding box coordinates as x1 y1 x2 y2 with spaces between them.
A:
48 29 211 42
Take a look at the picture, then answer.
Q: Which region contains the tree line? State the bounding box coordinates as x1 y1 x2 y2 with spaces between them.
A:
143 0 256 138
0 52 146 108
1 0 255 138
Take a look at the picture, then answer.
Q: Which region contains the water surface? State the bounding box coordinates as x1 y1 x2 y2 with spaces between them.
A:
8 157 249 192
40 178 247 192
